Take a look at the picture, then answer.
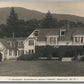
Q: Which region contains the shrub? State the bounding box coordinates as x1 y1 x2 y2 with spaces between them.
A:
17 54 38 61
79 56 84 61
47 54 52 60
59 56 62 61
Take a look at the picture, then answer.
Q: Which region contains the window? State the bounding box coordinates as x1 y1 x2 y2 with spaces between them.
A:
15 51 17 56
16 41 18 46
12 51 14 56
81 37 83 42
61 31 65 36
24 51 28 54
75 37 84 43
50 37 56 44
60 29 66 36
34 30 39 36
75 37 77 42
78 37 80 42
8 41 12 46
18 41 23 47
7 42 11 46
75 37 80 43
29 50 34 54
9 50 12 56
29 40 34 46
21 50 24 55
18 50 21 56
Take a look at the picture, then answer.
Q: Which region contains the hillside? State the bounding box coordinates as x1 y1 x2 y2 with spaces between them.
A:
0 7 84 24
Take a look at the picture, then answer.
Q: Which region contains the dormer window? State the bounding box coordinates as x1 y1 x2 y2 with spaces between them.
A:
18 41 23 47
73 36 84 43
60 29 66 36
47 35 58 45
61 31 65 36
50 37 56 44
34 30 39 36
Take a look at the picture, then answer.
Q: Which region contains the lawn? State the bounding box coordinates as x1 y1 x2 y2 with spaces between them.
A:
0 60 84 76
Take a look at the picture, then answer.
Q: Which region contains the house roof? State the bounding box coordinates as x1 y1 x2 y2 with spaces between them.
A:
3 37 26 41
0 39 14 49
72 28 84 35
37 29 59 41
37 28 84 41
0 37 26 50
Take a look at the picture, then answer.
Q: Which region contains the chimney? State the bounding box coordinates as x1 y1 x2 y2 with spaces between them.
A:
48 10 50 13
67 21 70 30
13 32 15 38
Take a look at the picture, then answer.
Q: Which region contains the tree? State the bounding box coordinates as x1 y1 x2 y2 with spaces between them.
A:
40 10 58 28
6 8 39 37
77 21 84 27
0 24 6 37
7 7 18 25
6 7 19 37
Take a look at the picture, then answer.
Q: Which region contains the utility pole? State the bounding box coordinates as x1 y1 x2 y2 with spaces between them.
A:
13 32 15 39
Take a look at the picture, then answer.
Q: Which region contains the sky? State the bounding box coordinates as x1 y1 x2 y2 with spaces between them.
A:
0 2 84 17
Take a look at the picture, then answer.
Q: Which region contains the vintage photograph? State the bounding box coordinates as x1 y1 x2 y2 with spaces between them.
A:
0 1 84 81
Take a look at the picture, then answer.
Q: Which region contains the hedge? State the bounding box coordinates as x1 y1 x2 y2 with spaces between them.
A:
35 45 84 60
17 46 84 61
17 54 38 61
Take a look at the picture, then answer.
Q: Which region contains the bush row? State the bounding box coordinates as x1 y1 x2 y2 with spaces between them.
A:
17 46 84 61
17 54 38 61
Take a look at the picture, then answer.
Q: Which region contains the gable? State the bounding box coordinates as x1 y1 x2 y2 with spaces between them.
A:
0 42 5 50
0 39 16 50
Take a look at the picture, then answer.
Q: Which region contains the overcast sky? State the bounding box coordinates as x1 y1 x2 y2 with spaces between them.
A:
0 2 84 17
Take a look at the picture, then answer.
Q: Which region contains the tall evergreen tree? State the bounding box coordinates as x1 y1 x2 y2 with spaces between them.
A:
6 8 18 54
7 7 18 25
40 10 53 28
6 7 18 37
40 10 58 28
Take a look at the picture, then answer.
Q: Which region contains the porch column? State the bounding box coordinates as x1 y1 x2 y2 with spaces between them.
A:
17 51 18 57
7 49 9 56
47 36 50 45
1 52 4 61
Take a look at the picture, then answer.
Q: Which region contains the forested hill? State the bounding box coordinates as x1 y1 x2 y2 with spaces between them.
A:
0 7 84 24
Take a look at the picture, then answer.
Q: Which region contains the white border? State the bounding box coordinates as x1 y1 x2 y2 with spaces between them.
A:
0 76 84 82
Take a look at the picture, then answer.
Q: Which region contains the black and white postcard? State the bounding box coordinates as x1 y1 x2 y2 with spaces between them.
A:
0 1 83 82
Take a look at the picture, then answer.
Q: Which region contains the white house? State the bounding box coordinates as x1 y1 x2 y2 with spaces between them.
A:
0 37 26 61
23 27 84 55
1 27 84 61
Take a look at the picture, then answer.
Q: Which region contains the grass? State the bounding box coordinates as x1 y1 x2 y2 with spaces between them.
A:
0 60 84 76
